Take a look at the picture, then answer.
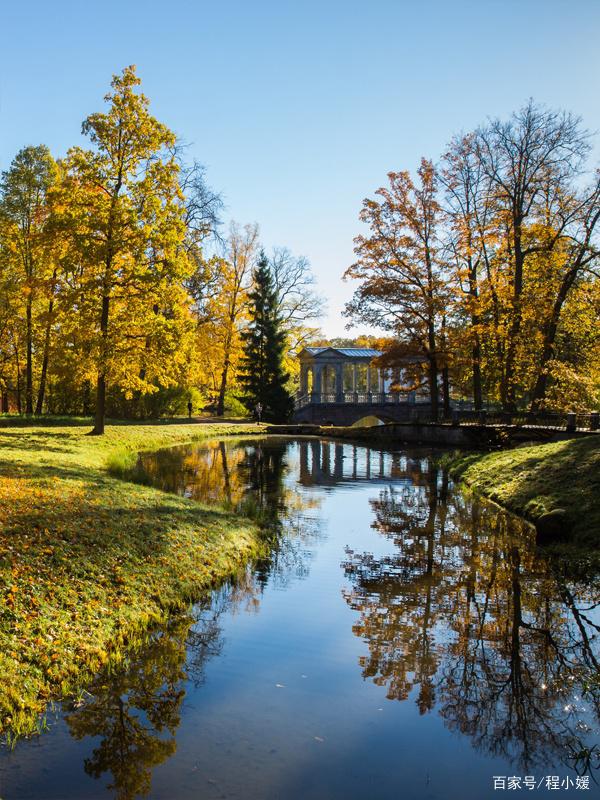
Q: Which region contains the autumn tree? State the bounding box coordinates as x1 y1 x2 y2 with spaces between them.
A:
344 160 450 417
58 65 190 434
473 102 597 410
350 104 600 413
0 145 58 414
439 104 600 410
211 222 259 416
527 179 600 410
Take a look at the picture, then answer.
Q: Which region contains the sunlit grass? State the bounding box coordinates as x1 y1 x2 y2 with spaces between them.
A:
0 420 265 741
443 437 600 545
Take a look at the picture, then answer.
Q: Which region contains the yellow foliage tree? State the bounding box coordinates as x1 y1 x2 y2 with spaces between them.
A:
55 65 191 433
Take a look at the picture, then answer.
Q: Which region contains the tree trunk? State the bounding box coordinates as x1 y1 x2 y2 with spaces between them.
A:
484 258 506 406
25 296 33 414
442 364 450 417
216 359 229 417
427 317 439 418
14 345 22 414
503 222 525 411
530 268 577 411
529 327 558 411
472 339 483 410
216 321 234 417
466 249 483 410
503 310 521 412
35 290 56 414
428 356 439 419
91 294 110 435
440 315 451 417
92 374 106 435
469 284 483 409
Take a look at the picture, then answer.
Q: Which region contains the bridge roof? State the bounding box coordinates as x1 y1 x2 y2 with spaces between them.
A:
301 346 382 360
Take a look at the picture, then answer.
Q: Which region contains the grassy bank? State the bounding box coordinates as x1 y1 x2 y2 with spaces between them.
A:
443 436 600 545
0 420 265 741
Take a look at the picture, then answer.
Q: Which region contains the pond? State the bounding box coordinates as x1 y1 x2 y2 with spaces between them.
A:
1 437 598 799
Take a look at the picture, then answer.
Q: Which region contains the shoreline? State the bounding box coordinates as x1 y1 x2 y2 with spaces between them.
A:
2 419 598 741
0 421 266 741
439 437 600 548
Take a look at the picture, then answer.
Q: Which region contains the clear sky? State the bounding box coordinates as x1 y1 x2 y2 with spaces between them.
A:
1 0 599 336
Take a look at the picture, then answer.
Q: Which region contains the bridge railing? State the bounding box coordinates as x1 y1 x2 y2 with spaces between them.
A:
295 391 409 407
294 394 312 409
293 393 599 432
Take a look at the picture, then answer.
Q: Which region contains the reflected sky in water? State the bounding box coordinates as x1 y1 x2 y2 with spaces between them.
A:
1 438 598 800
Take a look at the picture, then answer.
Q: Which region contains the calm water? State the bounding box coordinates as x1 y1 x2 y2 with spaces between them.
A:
1 437 598 800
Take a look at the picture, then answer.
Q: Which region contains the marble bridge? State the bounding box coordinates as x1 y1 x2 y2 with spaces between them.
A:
293 346 432 426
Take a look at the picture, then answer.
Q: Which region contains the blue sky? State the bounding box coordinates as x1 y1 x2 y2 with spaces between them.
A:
1 0 599 336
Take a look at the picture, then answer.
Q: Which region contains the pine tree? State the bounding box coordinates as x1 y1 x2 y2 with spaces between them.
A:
240 253 294 422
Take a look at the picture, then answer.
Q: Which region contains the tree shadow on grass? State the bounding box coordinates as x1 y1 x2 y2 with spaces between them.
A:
0 415 253 430
0 416 93 429
0 429 85 455
0 457 251 631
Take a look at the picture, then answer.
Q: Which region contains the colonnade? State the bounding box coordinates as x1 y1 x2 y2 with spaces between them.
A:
299 361 386 401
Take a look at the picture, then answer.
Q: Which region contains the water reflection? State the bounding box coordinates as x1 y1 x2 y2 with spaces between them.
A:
137 438 324 591
5 439 599 799
298 439 402 486
64 616 188 800
342 456 600 773
62 575 268 800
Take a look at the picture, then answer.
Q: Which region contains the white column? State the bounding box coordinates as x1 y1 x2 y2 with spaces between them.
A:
313 363 322 401
300 364 308 395
336 363 344 402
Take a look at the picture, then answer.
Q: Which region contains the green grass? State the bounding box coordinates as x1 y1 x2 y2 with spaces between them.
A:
0 419 265 741
442 436 600 545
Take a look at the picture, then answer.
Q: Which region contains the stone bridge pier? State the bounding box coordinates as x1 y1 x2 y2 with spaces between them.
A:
293 399 433 426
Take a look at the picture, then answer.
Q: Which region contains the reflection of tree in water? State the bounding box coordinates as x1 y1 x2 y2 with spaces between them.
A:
343 457 600 773
136 439 249 506
138 438 323 590
236 440 322 589
64 616 190 800
63 570 270 800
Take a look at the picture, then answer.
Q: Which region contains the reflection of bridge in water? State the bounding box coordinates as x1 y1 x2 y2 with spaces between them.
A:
297 440 427 488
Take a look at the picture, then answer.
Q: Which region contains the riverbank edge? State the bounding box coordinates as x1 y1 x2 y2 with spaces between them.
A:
267 422 599 548
0 421 266 742
268 421 597 448
437 437 600 548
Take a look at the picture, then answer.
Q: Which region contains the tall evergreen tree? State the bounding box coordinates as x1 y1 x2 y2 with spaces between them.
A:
240 253 294 422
